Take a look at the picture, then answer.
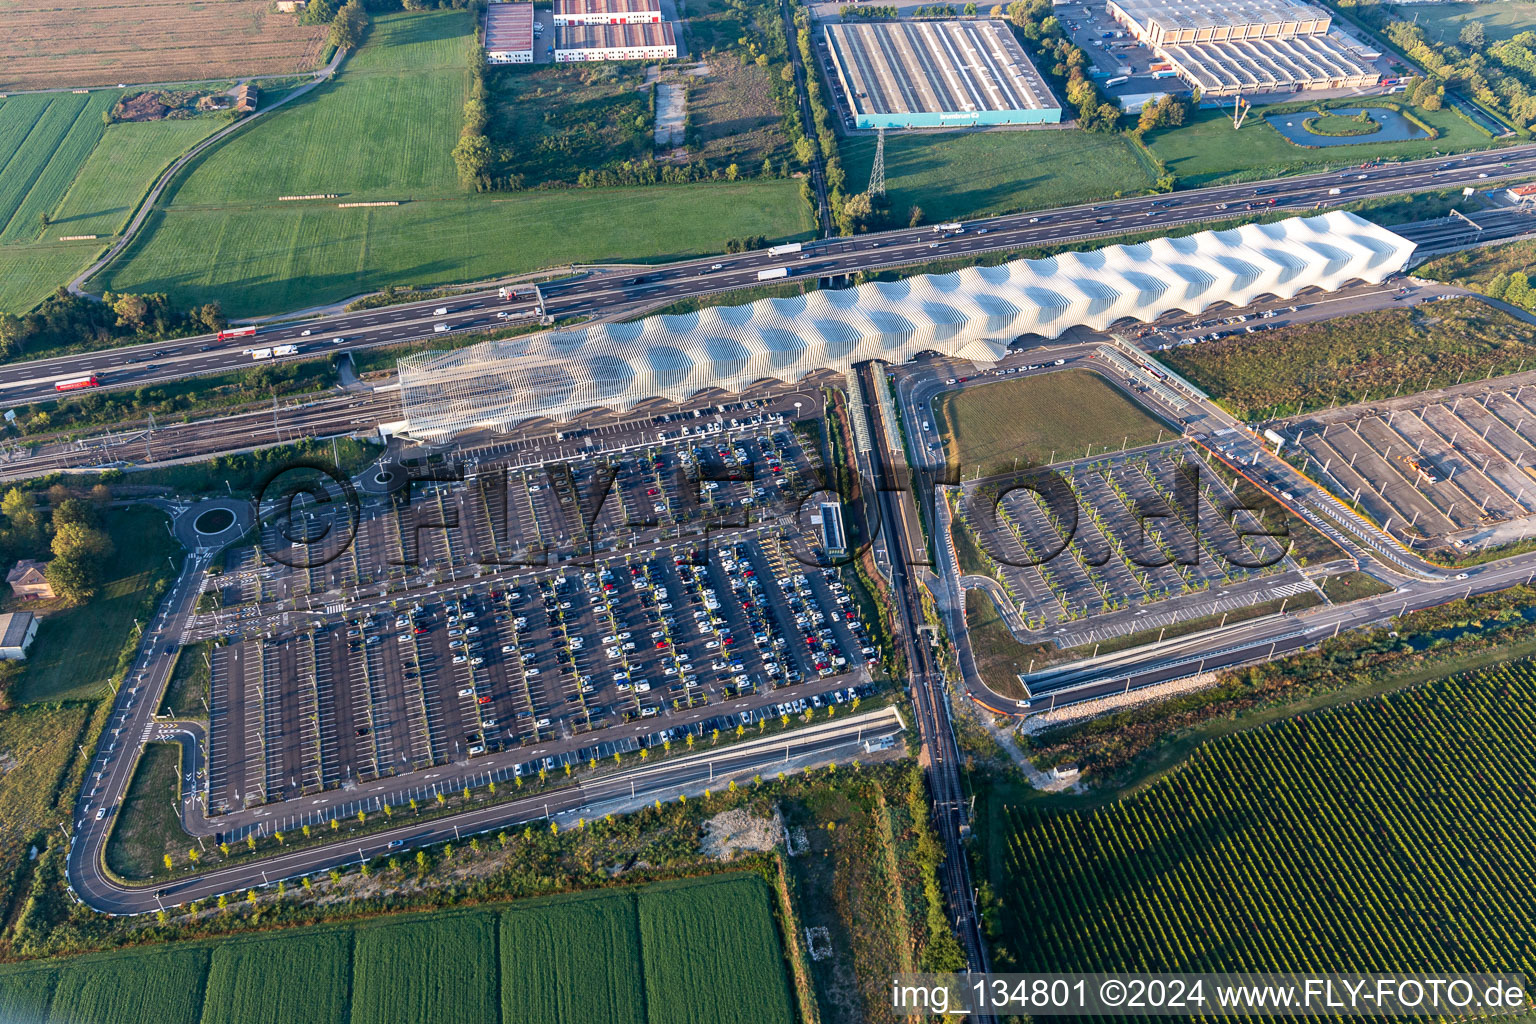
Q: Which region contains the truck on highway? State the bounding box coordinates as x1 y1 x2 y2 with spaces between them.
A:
272 344 299 356
434 322 452 333
767 242 803 256
757 267 790 282
497 285 528 301
434 306 450 315
217 326 257 342
248 348 274 360
933 222 963 232
54 375 100 392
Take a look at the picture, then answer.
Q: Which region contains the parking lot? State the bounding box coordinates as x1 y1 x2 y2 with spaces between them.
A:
1279 372 1536 553
956 442 1303 629
200 408 882 814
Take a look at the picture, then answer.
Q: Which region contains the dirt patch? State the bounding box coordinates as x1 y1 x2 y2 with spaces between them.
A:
114 89 222 122
700 805 782 859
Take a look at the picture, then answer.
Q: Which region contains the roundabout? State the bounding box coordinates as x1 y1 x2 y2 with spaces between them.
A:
175 498 249 550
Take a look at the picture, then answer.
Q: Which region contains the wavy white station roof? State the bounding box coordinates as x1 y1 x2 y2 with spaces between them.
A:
398 211 1413 438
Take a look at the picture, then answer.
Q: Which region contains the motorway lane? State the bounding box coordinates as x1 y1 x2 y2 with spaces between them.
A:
68 708 904 915
9 144 1536 409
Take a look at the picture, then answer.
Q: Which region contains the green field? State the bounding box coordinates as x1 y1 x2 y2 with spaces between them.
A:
50 119 221 237
0 242 103 313
104 742 186 881
0 703 94 910
1163 299 1536 419
0 89 222 312
933 369 1172 477
838 129 1154 224
1146 99 1505 187
14 505 183 704
94 9 815 317
0 874 794 1024
983 662 1536 976
1408 0 1536 44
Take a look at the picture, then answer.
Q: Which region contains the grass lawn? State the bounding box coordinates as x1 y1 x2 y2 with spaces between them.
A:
933 369 1172 478
1163 299 1536 419
1146 99 1507 187
94 9 813 316
14 505 183 704
964 588 1040 699
839 129 1154 225
1320 570 1394 604
104 742 188 880
1408 1 1536 44
160 642 211 718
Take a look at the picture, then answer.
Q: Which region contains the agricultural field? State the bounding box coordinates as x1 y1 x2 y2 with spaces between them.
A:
0 91 223 312
0 243 102 314
13 506 183 704
49 118 223 237
982 663 1536 978
839 129 1154 224
933 369 1172 477
490 63 653 186
0 874 796 1023
637 876 796 1024
0 0 327 91
500 891 644 1024
94 9 815 316
352 912 500 1024
1145 98 1505 188
1163 300 1536 420
0 92 118 244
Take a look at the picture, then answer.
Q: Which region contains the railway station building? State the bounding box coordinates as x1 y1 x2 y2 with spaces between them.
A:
396 212 1416 438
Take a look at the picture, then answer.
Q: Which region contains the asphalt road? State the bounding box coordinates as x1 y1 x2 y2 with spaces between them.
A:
69 703 903 915
9 144 1536 410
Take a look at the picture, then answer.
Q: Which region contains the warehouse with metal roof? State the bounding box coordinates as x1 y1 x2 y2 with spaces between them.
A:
1107 0 1379 95
396 212 1415 438
825 20 1060 129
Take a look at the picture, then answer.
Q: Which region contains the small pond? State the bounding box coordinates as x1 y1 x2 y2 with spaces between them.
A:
1264 106 1431 147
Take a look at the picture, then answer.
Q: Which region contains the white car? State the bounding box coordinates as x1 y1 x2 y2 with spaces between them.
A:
458 686 475 697
1455 573 1469 580
300 329 313 337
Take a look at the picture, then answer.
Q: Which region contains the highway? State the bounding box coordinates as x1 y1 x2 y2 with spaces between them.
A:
858 360 993 1008
8 143 1536 410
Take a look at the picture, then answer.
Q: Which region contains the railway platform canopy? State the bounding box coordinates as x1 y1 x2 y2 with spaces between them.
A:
397 211 1414 438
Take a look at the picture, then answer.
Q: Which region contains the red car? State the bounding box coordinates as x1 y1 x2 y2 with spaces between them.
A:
477 695 492 704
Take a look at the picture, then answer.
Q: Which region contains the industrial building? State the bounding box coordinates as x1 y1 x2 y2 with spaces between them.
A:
552 0 662 26
1107 0 1379 95
554 21 676 61
396 212 1415 437
825 20 1060 129
484 1 534 64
